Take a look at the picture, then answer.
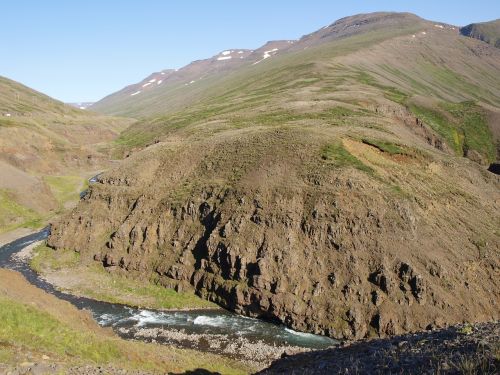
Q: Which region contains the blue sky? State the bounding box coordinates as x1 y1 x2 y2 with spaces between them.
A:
1 1 499 102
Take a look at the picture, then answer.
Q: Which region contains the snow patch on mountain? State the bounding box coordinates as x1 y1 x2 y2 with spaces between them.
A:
253 48 279 65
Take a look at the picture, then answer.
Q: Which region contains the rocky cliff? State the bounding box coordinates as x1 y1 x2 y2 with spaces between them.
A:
48 125 500 340
47 12 500 340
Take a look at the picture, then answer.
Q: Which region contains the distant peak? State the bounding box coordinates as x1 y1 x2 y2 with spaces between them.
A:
460 19 500 48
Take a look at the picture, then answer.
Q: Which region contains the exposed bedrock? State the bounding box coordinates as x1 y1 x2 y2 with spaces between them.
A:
48 137 500 340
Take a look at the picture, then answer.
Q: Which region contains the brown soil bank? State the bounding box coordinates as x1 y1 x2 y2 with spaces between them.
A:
48 125 500 341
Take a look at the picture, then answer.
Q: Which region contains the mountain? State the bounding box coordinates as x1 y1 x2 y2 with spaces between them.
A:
0 76 132 234
90 39 296 117
68 102 94 110
460 19 500 48
91 12 428 118
48 12 500 341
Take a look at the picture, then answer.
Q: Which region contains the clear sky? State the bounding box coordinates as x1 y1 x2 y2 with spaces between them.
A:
1 0 499 102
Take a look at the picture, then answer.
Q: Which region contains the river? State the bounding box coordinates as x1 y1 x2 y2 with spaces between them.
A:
0 226 337 363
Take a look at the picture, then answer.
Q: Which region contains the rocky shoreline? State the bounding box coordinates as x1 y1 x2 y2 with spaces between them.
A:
260 322 499 374
117 326 313 369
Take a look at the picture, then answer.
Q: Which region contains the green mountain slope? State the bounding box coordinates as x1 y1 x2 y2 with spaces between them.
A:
113 14 499 162
91 12 428 118
49 13 500 342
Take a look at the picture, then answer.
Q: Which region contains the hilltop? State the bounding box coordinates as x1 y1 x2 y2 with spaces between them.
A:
48 12 500 343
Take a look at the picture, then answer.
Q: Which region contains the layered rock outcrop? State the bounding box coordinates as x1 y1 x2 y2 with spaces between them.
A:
48 130 500 340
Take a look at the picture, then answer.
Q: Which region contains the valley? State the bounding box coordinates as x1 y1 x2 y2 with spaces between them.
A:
0 76 133 237
0 10 499 375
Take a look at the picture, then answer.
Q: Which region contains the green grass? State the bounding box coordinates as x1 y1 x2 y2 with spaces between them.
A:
0 296 122 363
356 71 409 104
30 244 81 272
361 138 406 155
409 101 495 162
443 101 496 162
0 118 17 127
115 103 370 153
0 294 249 374
0 174 88 233
43 175 86 209
31 245 218 310
321 141 374 174
82 268 219 310
0 189 43 234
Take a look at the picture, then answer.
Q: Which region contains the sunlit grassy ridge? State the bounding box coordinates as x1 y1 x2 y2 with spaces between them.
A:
0 297 122 363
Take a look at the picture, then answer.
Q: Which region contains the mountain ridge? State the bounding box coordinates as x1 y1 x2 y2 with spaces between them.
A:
90 12 431 117
49 11 500 342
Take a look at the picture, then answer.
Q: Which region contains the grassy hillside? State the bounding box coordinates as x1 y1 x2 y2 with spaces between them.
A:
0 76 81 115
91 13 429 118
0 76 133 234
111 19 499 164
0 269 249 374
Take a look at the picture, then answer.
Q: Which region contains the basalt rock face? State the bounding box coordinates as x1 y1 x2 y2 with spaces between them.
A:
48 130 500 340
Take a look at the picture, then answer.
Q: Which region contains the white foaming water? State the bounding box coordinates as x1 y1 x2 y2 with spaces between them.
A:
93 307 336 349
193 315 228 327
97 313 118 325
284 327 325 340
132 310 173 327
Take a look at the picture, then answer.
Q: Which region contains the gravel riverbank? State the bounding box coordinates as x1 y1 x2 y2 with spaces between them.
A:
118 326 311 369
